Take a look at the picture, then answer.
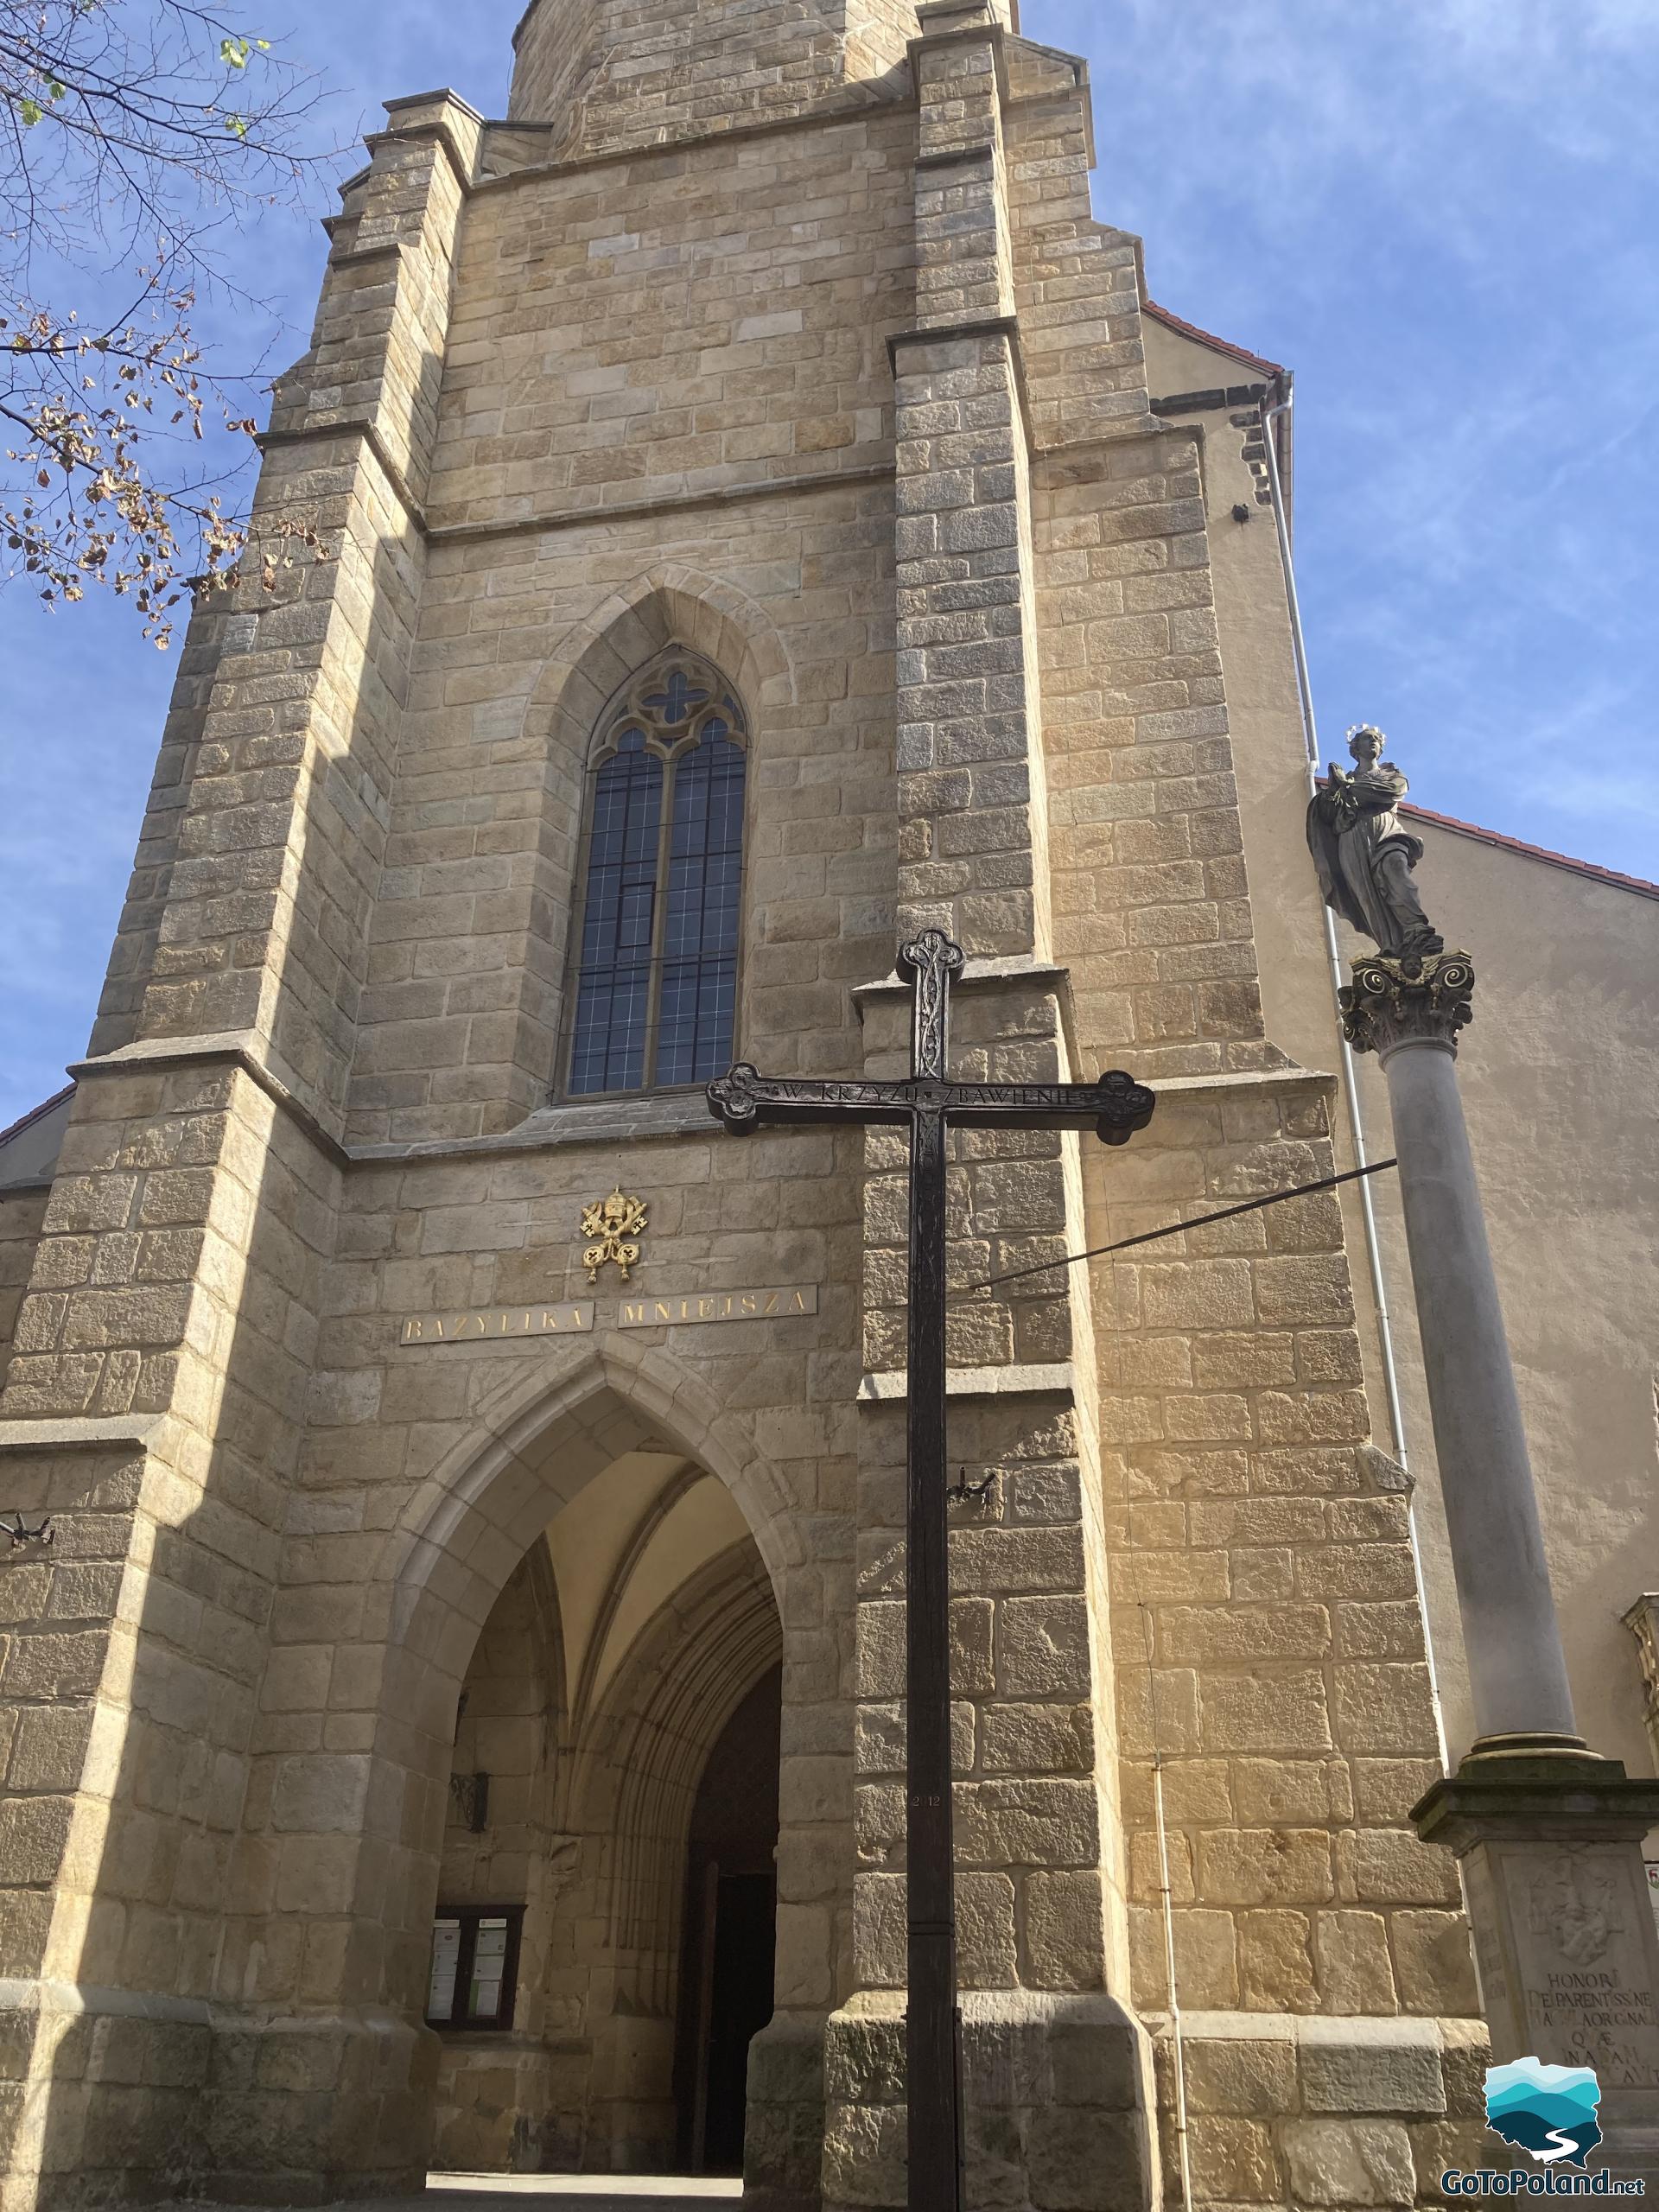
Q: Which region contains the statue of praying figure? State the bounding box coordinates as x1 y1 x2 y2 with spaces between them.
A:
1306 726 1444 961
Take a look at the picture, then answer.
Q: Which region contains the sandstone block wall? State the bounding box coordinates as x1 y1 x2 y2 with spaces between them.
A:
509 0 925 151
83 96 478 1134
1154 2016 1491 2207
0 8 1490 2208
0 1061 345 2207
1089 1077 1478 2025
0 1191 48 1394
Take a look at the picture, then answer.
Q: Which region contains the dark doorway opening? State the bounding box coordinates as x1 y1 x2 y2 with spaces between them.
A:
674 1664 781 2174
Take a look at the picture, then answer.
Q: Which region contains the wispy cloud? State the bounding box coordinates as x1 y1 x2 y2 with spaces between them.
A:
0 0 1654 1120
1054 0 1659 870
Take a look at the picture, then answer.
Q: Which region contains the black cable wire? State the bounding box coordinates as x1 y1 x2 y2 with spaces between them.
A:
953 1157 1400 1300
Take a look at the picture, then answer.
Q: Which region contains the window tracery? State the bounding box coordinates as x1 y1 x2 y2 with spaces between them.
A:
564 651 747 1098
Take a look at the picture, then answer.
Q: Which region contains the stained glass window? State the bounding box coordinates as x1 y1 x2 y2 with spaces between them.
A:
565 653 748 1098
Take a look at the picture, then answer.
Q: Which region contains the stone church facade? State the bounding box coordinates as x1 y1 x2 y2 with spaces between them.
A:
2 2 1656 2209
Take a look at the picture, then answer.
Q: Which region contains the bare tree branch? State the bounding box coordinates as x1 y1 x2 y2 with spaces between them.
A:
0 1 334 642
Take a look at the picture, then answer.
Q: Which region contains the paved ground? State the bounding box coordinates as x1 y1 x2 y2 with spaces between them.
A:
433 2185 741 2198
185 2178 743 2212
430 2183 742 2209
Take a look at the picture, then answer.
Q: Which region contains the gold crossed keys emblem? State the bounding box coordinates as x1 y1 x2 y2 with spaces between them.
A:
582 1187 648 1283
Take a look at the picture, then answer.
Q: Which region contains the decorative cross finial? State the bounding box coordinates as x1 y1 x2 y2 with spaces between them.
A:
897 931 965 1081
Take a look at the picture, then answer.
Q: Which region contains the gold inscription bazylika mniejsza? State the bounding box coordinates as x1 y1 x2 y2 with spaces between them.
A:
401 1304 596 1348
618 1286 818 1328
581 1187 649 1282
398 1288 819 1348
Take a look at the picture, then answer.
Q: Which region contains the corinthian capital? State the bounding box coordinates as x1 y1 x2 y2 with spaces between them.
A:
1340 949 1477 1058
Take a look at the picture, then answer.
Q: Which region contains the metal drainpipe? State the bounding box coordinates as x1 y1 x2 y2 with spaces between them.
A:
1258 387 1414 1479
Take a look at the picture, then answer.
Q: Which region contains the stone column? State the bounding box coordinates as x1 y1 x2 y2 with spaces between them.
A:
1342 951 1574 1747
1344 950 1659 2177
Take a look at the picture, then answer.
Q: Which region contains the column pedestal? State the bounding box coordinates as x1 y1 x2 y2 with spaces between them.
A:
1415 1746 1659 2184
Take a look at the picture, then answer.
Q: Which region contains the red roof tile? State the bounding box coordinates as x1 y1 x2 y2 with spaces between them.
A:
1143 299 1285 380
1403 804 1659 902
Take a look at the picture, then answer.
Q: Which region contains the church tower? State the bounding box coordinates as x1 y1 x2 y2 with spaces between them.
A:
507 0 941 146
0 3 1498 2209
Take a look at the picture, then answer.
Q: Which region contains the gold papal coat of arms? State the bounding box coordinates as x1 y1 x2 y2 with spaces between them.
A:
582 1187 648 1282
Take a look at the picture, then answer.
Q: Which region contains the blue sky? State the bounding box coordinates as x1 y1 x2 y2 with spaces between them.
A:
2 0 1656 1125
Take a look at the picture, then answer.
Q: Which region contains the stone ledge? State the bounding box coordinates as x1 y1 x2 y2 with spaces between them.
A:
854 954 1070 1002
367 89 487 196
63 1039 1338 1176
1145 2010 1478 2050
1154 1065 1338 1100
324 240 404 272
67 1040 728 1170
354 1067 1340 1170
914 143 999 173
69 1032 350 1165
72 1027 273 1073
832 1986 1142 2031
0 1414 163 1453
427 459 894 548
382 86 486 124
888 316 1034 443
359 1089 718 1166
257 413 430 535
486 59 906 189
0 1977 209 2024
858 1361 1074 1402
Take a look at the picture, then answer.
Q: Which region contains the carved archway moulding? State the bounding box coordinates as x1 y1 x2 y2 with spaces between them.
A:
573 1541 781 1976
378 1332 800 1676
525 563 797 766
334 1333 803 2009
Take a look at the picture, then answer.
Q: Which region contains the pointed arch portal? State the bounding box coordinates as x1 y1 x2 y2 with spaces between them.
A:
362 1352 791 2177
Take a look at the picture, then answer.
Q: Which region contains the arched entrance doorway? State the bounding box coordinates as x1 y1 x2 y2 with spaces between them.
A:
424 1442 782 2177
674 1666 781 2174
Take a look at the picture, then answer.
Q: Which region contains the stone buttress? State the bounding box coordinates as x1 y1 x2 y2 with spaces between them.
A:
0 3 1487 2209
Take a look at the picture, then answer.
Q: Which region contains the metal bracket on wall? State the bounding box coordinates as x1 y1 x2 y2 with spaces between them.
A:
950 1467 1001 1504
1 1513 55 1549
449 1771 491 1834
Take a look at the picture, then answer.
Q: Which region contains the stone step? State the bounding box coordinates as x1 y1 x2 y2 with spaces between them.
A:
183 2180 745 2212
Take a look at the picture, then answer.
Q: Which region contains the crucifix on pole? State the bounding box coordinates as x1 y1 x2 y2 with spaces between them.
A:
709 931 1156 2212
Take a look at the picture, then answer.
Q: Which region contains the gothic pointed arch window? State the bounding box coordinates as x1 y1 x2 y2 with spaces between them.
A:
563 651 748 1098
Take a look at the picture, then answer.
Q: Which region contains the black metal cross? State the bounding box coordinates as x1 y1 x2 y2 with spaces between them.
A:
708 930 1155 2212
